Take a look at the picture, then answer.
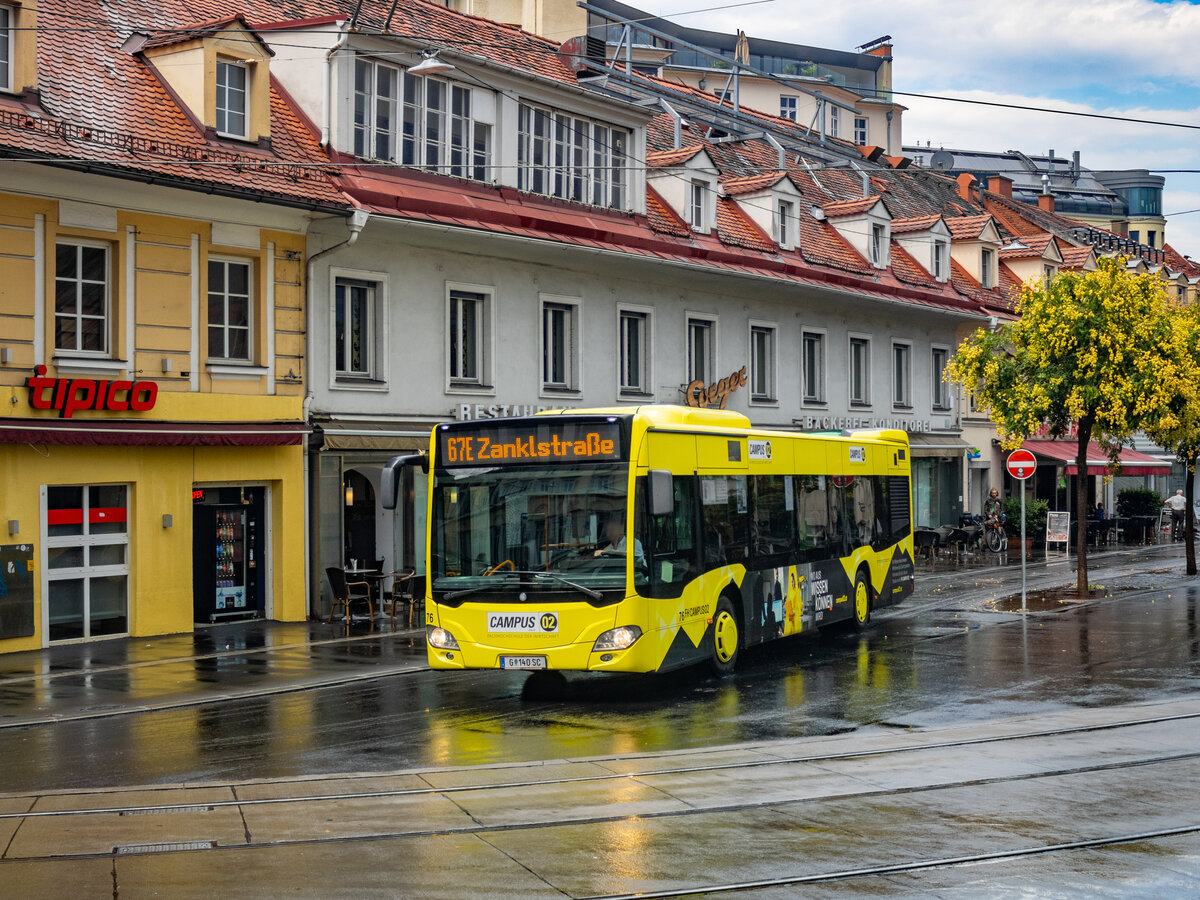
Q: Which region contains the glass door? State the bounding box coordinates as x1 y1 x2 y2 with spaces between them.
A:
44 484 129 641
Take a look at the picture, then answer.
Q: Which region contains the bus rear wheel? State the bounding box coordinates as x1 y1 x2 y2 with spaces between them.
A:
852 571 872 630
709 596 741 676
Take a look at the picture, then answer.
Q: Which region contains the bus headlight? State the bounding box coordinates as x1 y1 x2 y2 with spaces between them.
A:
593 625 642 652
427 626 459 650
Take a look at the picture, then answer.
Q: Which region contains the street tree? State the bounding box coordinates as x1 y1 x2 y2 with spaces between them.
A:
945 257 1179 596
1142 301 1200 575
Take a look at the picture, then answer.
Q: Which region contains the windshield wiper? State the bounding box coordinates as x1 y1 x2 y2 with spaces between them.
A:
443 570 603 601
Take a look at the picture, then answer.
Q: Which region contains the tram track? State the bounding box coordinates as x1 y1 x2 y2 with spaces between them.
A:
1 706 1196 861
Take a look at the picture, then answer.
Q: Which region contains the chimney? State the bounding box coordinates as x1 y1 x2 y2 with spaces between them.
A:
987 175 1013 199
1038 193 1056 213
955 173 976 203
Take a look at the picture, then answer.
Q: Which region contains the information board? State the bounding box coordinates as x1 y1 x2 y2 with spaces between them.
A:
1046 511 1070 548
437 420 623 467
0 544 36 639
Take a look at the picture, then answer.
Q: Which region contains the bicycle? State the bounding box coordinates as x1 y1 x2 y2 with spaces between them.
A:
977 513 1008 552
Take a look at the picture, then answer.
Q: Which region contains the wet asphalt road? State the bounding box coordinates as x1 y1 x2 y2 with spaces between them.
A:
3 552 1198 794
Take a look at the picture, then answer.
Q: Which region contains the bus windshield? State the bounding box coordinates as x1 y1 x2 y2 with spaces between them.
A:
431 462 640 601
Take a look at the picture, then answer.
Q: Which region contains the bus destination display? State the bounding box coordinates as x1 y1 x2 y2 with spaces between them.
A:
438 421 623 466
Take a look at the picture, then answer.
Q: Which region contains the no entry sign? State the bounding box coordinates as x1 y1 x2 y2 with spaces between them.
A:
1007 449 1037 480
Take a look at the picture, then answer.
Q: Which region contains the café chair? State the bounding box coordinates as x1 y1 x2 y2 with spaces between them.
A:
382 567 417 625
325 566 374 624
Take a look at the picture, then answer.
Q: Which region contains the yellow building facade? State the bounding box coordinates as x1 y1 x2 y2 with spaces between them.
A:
0 175 312 652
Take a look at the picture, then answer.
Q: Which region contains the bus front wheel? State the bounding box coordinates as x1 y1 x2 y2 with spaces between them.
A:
852 571 872 630
710 596 741 676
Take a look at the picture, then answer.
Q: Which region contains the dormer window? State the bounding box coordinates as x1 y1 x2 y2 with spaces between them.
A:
689 180 707 231
932 239 948 282
871 222 888 268
981 248 995 288
777 199 794 249
517 102 627 209
216 60 249 139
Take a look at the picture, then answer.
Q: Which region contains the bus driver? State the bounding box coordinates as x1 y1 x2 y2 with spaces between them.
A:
595 513 646 567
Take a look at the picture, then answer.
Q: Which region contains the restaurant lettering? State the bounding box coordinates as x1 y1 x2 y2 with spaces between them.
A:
685 366 748 409
26 366 158 418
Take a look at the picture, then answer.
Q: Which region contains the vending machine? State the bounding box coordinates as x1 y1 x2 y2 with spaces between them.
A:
192 486 265 623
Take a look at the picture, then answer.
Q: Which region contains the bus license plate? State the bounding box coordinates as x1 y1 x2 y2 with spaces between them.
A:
500 656 546 670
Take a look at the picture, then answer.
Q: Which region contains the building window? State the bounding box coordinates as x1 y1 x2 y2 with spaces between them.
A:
689 179 707 231
208 259 252 361
334 278 375 378
779 95 797 121
354 58 492 180
777 199 794 248
1147 230 1157 248
541 299 578 391
802 330 825 403
981 248 994 288
849 336 870 405
55 242 109 355
687 316 714 385
854 116 868 146
45 484 129 641
619 309 650 394
870 222 887 267
892 342 911 408
448 288 490 386
215 60 249 139
0 5 12 92
932 347 950 410
1129 230 1140 244
518 103 627 209
829 107 839 138
750 324 775 401
1044 264 1055 281
932 239 948 281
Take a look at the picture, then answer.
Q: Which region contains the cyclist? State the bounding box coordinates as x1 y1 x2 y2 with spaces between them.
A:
982 487 1007 551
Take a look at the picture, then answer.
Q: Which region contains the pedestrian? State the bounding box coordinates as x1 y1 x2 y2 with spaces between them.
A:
983 487 1004 527
1164 489 1188 542
1094 502 1112 546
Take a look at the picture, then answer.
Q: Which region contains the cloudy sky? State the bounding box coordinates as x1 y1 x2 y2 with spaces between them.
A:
642 0 1200 254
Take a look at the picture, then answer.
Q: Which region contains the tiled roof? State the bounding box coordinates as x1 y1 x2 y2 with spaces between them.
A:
1059 245 1095 269
945 215 994 240
998 233 1055 260
647 145 707 167
646 185 691 238
890 214 943 235
822 196 883 218
1161 243 1200 276
716 197 776 252
721 172 790 196
141 15 273 54
889 241 933 286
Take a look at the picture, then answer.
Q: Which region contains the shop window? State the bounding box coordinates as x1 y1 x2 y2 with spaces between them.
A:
619 307 651 395
45 484 129 641
208 258 252 361
55 242 110 355
541 297 579 392
215 60 249 139
448 287 491 388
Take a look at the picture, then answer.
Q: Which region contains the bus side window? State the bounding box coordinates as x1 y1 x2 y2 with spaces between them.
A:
637 475 699 598
851 477 876 549
795 474 829 561
751 475 796 565
701 475 748 565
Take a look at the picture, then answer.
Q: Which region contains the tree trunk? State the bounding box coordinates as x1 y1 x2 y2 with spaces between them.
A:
1075 429 1091 597
1187 449 1197 577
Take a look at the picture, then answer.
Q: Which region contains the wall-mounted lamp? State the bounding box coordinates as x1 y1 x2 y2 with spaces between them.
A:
409 50 455 77
0 348 11 364
344 483 354 506
162 514 173 529
161 357 173 374
7 519 17 536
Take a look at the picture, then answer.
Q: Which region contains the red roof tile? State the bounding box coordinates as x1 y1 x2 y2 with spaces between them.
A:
646 185 690 238
822 196 884 218
890 214 943 235
647 145 707 167
945 215 994 240
716 197 776 252
721 172 791 196
998 233 1055 259
1060 245 1096 270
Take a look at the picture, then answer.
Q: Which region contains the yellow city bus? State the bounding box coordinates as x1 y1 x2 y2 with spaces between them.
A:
383 405 913 675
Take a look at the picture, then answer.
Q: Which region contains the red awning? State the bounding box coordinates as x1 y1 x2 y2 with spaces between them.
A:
1022 440 1172 476
0 418 306 447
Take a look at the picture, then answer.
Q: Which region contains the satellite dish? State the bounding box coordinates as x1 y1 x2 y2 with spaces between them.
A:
930 150 954 171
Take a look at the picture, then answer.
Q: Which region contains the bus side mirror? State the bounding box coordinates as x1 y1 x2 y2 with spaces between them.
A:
381 453 428 510
648 469 674 518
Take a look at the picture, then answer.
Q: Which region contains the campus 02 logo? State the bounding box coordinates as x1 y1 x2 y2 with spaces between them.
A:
487 612 559 634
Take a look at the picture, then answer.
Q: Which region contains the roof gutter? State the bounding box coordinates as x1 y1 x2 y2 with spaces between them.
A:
323 24 351 147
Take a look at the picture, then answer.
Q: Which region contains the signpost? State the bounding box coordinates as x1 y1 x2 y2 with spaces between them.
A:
1006 449 1037 611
